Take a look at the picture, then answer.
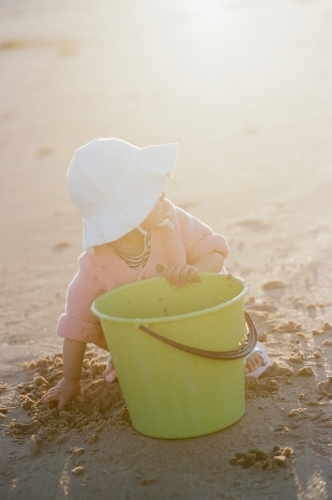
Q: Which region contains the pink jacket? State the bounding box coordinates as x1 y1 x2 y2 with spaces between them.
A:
57 201 229 346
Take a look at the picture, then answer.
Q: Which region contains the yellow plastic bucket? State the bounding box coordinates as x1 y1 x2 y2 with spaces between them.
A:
92 273 255 439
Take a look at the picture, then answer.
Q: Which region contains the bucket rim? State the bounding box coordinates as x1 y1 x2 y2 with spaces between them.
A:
91 273 249 325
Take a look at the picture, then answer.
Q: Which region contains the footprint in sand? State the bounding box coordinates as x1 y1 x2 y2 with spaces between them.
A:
236 219 267 232
0 39 77 57
37 147 53 157
52 242 70 252
262 281 286 290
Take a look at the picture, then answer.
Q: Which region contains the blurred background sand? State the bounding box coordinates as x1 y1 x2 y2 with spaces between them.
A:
1 0 332 356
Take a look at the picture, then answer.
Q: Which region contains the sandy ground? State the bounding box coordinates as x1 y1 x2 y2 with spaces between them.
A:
1 0 332 498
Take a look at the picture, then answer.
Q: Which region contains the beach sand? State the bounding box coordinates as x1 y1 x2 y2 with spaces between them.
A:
1 0 332 498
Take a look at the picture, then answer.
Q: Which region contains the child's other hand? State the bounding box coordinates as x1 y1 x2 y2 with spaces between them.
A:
165 265 200 287
41 377 85 411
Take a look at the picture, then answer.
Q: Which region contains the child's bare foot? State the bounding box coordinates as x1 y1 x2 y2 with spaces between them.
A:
245 350 265 375
102 361 117 383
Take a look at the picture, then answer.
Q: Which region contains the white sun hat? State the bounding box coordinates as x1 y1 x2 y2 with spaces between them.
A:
67 138 178 254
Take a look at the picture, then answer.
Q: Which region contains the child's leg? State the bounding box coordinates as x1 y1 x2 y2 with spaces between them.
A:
95 335 118 382
245 341 270 378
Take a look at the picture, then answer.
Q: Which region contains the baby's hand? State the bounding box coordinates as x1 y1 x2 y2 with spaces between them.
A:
165 264 200 287
41 377 85 411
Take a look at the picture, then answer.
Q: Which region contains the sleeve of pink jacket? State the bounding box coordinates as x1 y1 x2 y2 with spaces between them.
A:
56 253 106 345
174 205 229 264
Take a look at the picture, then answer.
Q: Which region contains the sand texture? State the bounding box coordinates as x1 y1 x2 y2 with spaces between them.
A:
1 0 332 498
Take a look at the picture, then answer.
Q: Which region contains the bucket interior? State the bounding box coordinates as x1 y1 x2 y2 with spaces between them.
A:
93 273 247 322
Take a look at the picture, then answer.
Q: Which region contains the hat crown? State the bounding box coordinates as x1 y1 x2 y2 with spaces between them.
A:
66 137 178 252
67 138 140 217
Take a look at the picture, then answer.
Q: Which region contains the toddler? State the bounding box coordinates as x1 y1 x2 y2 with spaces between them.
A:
42 138 268 411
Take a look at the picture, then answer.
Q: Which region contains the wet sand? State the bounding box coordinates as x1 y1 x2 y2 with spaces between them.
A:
1 0 332 498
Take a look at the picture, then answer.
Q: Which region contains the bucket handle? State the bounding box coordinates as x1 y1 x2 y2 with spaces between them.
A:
138 311 257 360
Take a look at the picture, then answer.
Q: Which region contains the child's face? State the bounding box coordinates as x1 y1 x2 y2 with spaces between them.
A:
141 191 166 230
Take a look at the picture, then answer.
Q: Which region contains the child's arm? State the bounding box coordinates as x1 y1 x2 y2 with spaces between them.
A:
165 251 224 287
43 253 108 410
192 251 225 273
42 338 86 411
163 201 229 286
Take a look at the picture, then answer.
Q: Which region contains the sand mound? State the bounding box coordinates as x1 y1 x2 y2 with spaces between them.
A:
8 350 129 449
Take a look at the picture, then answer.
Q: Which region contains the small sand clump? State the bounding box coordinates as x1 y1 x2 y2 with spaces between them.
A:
296 366 315 377
229 446 293 469
8 350 128 445
316 378 332 397
71 447 85 456
245 378 279 399
289 352 304 364
271 321 302 334
112 405 131 425
86 434 98 444
71 466 85 476
260 362 294 379
29 434 41 455
312 322 332 336
245 361 295 399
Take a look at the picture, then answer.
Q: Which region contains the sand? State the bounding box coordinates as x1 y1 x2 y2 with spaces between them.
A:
1 0 332 498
